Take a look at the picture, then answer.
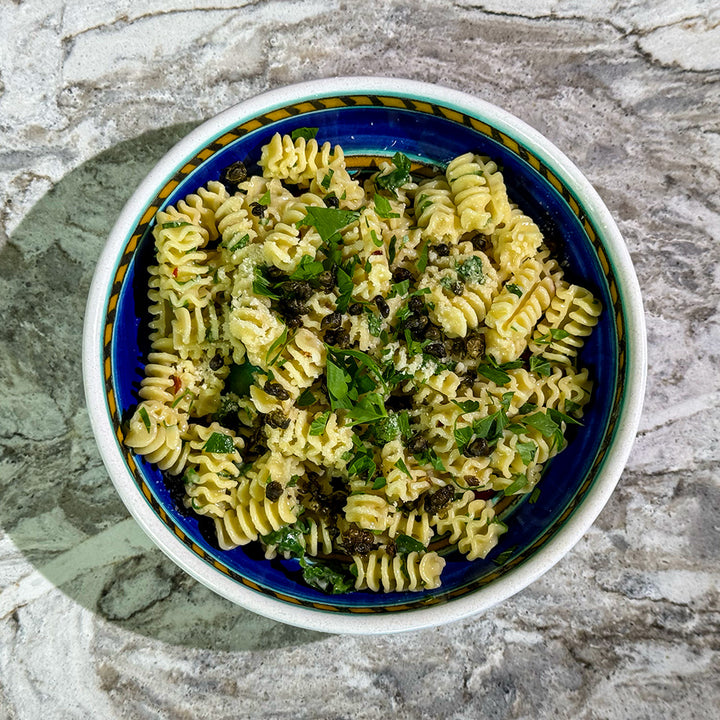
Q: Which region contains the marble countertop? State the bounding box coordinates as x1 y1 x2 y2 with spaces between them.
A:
1 1 718 718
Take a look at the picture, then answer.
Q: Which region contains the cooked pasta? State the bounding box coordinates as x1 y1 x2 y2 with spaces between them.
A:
125 131 601 595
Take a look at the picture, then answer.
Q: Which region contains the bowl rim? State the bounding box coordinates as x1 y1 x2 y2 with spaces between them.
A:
82 76 646 634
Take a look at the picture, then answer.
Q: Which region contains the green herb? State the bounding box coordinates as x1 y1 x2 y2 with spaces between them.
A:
370 228 383 247
503 474 528 495
395 533 425 554
228 233 250 252
290 254 325 280
320 168 334 190
564 399 581 416
373 414 401 443
416 240 429 274
203 432 235 454
291 127 319 141
326 357 351 407
547 407 582 427
375 152 412 193
299 556 354 594
309 410 331 436
529 355 552 377
266 326 289 365
500 391 514 411
261 522 307 557
415 446 446 472
347 393 387 426
171 388 195 409
524 411 565 449
253 266 280 299
528 487 541 504
394 457 411 477
477 356 523 385
452 399 481 413
328 347 389 393
227 359 261 397
138 406 151 432
457 255 485 284
518 401 538 415
182 468 200 485
390 279 410 298
297 206 360 244
516 441 537 465
296 388 316 407
535 327 571 345
440 276 456 292
493 546 518 565
374 193 400 219
366 310 383 337
388 234 398 265
335 265 354 313
347 440 377 479
258 189 271 206
372 476 387 490
160 220 191 229
506 283 523 297
454 424 474 455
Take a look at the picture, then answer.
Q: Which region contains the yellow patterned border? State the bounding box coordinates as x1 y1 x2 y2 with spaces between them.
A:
102 93 626 613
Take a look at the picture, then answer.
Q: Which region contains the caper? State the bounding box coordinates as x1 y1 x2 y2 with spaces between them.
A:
464 437 491 457
348 302 363 316
221 160 247 185
316 270 335 291
434 243 449 257
424 325 443 341
466 334 486 358
264 382 290 400
392 267 413 283
408 295 425 314
424 485 454 513
325 195 340 208
425 341 447 358
406 433 428 455
321 311 342 330
209 354 224 371
250 202 265 217
265 410 290 429
265 480 284 502
374 295 390 318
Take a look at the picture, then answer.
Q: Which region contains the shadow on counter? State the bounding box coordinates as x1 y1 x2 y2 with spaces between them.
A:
0 123 327 652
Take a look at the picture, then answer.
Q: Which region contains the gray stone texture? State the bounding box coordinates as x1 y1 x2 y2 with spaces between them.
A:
0 1 718 718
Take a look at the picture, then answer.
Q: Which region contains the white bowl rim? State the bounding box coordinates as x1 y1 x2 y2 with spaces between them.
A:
82 76 647 635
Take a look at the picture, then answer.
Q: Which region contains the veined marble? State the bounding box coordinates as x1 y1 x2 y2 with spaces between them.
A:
0 1 718 718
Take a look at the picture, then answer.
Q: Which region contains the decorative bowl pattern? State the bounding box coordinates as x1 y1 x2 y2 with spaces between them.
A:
83 77 646 634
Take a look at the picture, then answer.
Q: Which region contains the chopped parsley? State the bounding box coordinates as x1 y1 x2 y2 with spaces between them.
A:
203 431 235 454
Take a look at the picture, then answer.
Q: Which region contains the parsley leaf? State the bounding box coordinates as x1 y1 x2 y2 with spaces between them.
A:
503 473 528 495
299 556 354 594
297 206 360 244
290 255 325 280
374 193 400 219
138 406 151 432
395 534 425 554
529 355 552 377
296 388 316 407
203 432 235 454
253 265 281 299
516 441 537 465
506 283 523 297
227 359 261 396
375 152 412 193
457 256 485 284
261 522 308 557
309 410 331 436
291 127 319 141
416 240 429 274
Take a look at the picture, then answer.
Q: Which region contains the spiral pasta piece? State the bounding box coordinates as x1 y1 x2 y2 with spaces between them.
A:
353 550 445 592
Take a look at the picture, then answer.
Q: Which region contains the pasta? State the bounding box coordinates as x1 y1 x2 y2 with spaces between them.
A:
124 130 601 595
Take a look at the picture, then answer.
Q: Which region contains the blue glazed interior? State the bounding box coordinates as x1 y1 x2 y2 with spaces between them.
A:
112 105 618 609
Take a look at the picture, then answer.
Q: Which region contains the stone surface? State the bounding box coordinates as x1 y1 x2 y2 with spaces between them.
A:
0 1 718 718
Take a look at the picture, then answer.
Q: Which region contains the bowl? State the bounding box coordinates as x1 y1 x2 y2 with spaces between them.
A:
82 77 646 634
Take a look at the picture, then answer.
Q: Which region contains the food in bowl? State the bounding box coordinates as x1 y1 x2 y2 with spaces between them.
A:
122 129 601 595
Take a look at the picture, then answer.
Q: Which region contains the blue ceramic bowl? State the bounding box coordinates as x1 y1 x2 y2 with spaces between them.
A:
83 77 646 633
